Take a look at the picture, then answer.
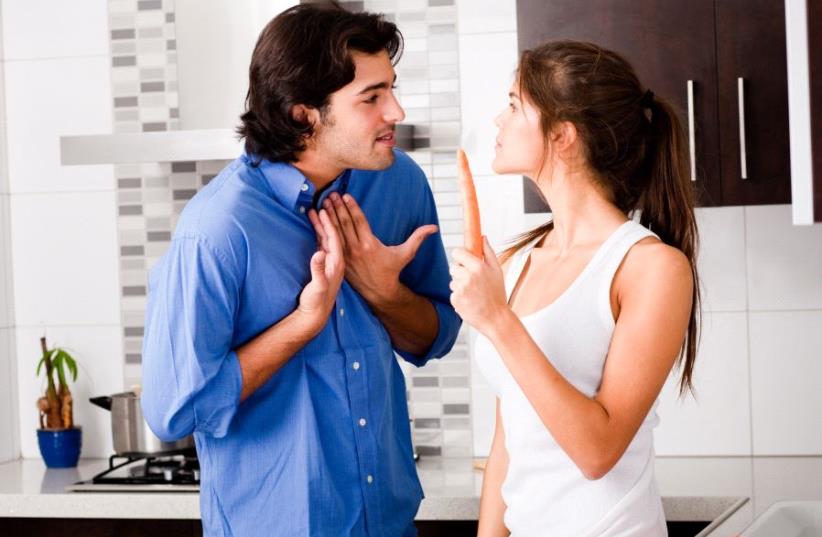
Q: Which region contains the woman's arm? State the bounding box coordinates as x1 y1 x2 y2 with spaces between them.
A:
477 398 510 537
485 241 694 479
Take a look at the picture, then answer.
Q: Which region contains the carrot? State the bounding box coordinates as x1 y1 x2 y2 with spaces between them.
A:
457 148 483 259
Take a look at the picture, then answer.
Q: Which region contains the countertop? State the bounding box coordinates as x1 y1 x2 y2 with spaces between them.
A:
2 455 821 535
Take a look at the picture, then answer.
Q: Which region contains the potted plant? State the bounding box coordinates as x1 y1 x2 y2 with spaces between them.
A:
35 336 82 468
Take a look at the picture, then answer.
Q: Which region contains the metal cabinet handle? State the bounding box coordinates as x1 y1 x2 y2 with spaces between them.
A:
687 80 696 182
738 77 748 180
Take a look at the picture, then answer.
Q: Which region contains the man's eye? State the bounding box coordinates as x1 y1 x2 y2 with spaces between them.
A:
364 95 378 104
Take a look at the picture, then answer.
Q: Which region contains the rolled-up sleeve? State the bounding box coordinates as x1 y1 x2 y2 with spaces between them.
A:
141 233 243 440
395 172 462 367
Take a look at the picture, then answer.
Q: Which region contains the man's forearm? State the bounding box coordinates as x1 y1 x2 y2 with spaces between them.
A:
368 284 439 357
235 310 320 402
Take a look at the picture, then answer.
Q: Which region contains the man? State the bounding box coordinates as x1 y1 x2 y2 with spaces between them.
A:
140 4 460 537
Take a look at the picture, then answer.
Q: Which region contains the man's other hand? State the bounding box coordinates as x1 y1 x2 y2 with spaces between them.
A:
298 208 345 335
318 192 437 308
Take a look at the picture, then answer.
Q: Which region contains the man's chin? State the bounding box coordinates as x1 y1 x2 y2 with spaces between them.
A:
351 150 395 171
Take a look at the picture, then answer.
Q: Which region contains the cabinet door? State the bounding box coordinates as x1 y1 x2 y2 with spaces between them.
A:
515 0 721 207
716 0 792 205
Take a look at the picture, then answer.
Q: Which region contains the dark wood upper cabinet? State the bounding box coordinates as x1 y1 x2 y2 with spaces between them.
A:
516 0 791 210
715 0 791 205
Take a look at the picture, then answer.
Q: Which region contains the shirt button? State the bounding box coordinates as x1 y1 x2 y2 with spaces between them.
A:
339 308 345 317
352 361 360 371
298 206 306 214
358 418 367 427
366 475 374 484
300 183 309 192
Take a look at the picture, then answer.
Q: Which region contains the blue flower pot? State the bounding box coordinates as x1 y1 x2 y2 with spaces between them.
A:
37 427 82 468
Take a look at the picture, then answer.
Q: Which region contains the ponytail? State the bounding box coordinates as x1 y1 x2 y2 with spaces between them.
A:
639 96 701 396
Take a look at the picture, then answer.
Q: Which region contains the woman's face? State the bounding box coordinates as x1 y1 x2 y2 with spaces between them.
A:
491 83 546 177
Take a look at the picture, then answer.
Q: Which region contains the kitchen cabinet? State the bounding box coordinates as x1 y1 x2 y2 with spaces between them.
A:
516 0 791 211
715 0 791 206
786 0 822 224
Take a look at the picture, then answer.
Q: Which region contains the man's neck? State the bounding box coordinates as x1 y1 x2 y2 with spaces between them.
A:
293 150 344 191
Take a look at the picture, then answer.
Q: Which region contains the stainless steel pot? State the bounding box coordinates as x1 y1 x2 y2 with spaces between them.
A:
90 391 194 456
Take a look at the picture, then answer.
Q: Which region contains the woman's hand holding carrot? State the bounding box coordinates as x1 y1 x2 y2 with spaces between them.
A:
449 237 512 338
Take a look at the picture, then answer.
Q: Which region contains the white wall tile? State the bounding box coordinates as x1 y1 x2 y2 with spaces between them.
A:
695 207 747 312
456 0 517 34
746 204 822 310
0 193 14 328
751 458 822 516
457 32 518 177
15 325 123 458
655 457 753 497
749 311 822 455
654 312 752 455
469 328 496 457
10 191 121 326
0 59 9 194
0 327 19 462
1 0 110 60
0 1 5 60
4 56 114 194
474 174 525 250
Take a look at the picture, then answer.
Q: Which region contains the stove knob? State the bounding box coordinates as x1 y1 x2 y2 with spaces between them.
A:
163 469 173 482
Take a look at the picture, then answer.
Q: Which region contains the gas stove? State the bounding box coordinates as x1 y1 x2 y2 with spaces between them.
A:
66 450 199 492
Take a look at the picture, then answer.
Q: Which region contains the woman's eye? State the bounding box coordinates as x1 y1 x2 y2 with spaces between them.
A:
509 102 516 110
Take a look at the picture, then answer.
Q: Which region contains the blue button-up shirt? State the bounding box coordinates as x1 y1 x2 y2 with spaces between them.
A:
141 150 461 537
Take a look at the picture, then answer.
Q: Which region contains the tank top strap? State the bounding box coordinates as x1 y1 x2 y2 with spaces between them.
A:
503 234 543 303
594 221 659 285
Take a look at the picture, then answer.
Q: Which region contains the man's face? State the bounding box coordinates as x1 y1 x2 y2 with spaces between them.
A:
311 49 406 171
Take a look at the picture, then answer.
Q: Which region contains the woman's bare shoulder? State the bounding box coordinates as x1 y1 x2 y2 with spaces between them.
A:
618 237 693 298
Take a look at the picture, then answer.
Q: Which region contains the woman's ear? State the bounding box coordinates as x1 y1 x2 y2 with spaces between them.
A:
551 121 578 153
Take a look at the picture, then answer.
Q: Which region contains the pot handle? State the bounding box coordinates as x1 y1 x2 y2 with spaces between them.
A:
89 396 113 411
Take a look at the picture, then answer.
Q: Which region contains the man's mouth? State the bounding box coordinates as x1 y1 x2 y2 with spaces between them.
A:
376 131 395 146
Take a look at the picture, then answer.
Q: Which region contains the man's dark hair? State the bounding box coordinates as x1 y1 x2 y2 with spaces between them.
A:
236 3 403 163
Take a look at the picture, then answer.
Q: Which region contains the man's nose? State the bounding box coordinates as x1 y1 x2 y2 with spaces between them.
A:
385 92 406 123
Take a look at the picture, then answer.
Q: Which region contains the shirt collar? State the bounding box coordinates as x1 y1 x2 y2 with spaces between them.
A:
242 153 351 213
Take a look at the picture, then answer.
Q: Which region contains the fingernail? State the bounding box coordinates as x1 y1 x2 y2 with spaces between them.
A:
343 194 352 203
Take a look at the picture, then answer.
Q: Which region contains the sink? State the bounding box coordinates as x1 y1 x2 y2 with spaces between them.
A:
741 501 822 537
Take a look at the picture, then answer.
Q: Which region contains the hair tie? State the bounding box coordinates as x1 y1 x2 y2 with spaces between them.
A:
640 89 655 109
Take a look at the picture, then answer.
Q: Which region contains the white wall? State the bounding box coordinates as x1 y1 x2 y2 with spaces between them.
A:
460 1 822 458
0 0 21 464
1 0 124 459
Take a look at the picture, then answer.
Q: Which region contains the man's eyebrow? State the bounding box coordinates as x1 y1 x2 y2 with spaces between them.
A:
356 75 398 95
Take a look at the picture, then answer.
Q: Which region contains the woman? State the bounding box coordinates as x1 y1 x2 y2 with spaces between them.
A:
449 41 700 536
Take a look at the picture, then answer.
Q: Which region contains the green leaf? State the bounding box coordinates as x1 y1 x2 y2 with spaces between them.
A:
64 354 78 381
36 356 45 377
52 352 67 387
56 350 77 382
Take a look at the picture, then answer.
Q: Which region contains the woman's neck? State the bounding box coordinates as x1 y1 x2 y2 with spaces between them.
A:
534 168 628 256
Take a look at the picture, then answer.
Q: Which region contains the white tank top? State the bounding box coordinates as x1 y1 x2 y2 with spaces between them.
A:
474 220 668 537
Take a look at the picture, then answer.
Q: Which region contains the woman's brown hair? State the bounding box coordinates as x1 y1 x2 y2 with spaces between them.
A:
500 40 701 396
